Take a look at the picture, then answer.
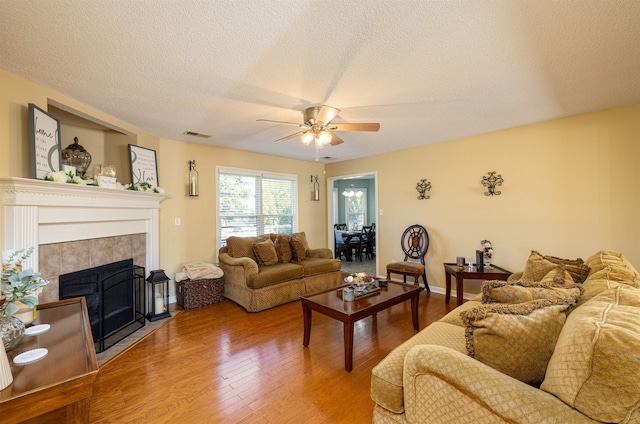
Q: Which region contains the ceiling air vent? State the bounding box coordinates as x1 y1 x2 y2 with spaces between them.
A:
183 130 211 138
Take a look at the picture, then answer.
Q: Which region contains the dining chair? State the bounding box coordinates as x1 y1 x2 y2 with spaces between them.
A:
386 224 430 291
334 229 352 261
361 225 375 260
347 229 367 262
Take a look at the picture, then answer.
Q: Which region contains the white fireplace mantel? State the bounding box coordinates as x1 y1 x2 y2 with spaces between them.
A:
0 177 166 271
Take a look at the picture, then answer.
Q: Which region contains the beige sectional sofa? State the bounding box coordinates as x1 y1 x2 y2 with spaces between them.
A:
218 232 342 312
371 250 640 423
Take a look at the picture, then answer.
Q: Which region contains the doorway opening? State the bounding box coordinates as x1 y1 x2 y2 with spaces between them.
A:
327 172 378 277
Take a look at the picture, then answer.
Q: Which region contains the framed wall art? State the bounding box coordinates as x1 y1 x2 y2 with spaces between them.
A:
128 144 159 186
28 103 62 179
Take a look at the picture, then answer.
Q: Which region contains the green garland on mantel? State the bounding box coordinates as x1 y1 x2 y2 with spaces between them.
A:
44 171 165 194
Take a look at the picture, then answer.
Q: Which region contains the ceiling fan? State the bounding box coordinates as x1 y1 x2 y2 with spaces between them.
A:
257 105 380 150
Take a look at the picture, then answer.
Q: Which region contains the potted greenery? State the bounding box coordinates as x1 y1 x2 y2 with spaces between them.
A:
1 248 49 350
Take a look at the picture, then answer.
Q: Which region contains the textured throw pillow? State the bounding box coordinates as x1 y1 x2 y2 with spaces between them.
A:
289 236 306 261
482 281 581 306
252 239 278 266
274 235 292 263
522 251 590 284
461 300 569 386
482 267 582 306
541 285 640 422
226 235 269 261
290 232 310 251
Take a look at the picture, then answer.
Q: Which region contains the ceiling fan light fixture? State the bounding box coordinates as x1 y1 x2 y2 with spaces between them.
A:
301 132 314 146
319 130 332 146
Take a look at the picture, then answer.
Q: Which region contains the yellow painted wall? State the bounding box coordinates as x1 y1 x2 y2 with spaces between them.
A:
156 138 326 282
0 68 326 299
326 104 640 294
3 67 640 298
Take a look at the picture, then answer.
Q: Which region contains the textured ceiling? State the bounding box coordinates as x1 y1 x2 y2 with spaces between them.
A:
2 0 640 163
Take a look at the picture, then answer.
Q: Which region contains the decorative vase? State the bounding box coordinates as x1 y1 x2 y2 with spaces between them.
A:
12 299 36 326
0 314 26 351
12 307 35 326
0 343 12 390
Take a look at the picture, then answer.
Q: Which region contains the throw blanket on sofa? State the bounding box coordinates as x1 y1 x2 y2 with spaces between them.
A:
175 262 224 282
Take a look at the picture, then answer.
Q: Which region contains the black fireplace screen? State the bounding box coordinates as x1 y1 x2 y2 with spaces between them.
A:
59 259 146 353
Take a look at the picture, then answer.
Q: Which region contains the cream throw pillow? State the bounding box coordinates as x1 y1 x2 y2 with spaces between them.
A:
461 300 569 386
541 284 640 423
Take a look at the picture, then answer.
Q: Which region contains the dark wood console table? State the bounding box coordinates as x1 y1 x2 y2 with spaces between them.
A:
443 263 512 306
0 297 98 424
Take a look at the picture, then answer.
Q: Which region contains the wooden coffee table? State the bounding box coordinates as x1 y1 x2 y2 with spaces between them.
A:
300 281 421 372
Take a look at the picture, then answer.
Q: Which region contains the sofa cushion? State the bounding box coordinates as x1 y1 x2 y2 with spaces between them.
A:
541 284 640 422
292 257 341 277
461 300 569 386
580 265 640 304
438 300 483 327
274 235 292 263
521 251 590 284
586 249 640 276
289 236 306 261
371 322 466 414
252 238 278 266
246 262 304 289
226 235 269 262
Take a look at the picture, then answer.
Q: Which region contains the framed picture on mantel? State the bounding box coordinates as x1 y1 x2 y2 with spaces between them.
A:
128 144 159 187
28 103 62 179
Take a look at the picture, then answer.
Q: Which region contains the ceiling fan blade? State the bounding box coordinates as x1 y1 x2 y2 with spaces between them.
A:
327 130 344 146
315 105 341 125
330 123 380 132
273 131 305 142
257 119 305 128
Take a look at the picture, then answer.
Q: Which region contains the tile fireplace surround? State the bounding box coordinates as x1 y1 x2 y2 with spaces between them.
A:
0 177 166 303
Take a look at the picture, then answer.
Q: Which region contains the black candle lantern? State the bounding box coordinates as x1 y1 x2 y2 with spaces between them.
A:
146 269 171 322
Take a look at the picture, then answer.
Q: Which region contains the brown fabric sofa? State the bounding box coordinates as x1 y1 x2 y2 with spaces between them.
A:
371 250 640 423
218 232 342 312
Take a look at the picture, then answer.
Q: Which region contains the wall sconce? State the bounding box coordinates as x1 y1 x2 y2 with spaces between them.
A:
188 160 199 197
146 269 171 322
481 171 503 196
310 175 320 201
416 179 432 200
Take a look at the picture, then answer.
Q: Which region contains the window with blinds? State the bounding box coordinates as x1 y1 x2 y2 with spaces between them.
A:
216 167 298 250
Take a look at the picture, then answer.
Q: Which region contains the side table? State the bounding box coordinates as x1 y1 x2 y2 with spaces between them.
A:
443 263 512 306
1 297 98 424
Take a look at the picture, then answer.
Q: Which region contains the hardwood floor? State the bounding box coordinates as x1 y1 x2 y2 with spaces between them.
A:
89 291 455 423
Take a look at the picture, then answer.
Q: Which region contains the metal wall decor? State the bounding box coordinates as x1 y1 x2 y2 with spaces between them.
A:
481 171 503 196
416 179 432 200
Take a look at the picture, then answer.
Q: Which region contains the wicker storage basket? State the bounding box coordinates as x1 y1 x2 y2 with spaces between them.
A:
177 277 224 310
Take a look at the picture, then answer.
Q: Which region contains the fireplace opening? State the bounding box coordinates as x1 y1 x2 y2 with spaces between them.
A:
59 259 146 353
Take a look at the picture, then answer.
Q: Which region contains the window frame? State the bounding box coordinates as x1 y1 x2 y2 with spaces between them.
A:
216 166 298 253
